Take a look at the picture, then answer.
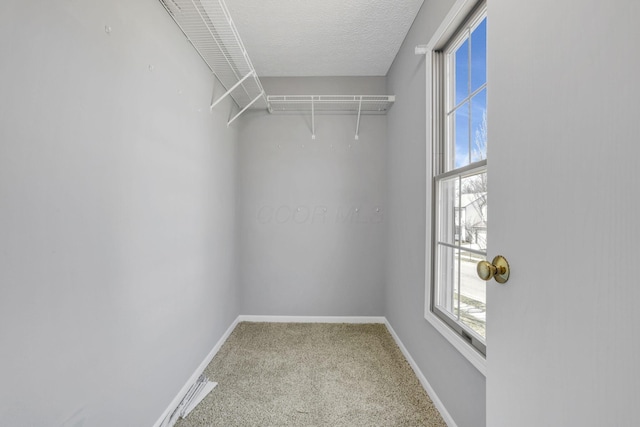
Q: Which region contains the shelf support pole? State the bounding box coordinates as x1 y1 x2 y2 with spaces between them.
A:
355 96 363 140
227 91 263 126
210 71 255 111
311 96 316 140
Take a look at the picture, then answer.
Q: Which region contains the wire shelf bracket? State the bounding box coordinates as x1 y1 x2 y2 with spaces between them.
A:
355 97 363 140
210 70 254 111
267 95 395 140
160 0 267 126
311 98 316 140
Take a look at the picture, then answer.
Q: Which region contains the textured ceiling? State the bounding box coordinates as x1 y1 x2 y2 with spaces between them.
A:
224 0 424 77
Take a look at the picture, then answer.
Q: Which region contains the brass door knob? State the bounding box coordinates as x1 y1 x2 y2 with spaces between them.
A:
477 255 510 284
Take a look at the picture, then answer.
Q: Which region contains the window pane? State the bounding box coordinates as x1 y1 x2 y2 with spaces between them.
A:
437 175 460 245
453 103 470 168
458 250 486 339
435 244 459 316
471 88 487 162
470 18 487 93
454 39 469 106
460 171 487 251
430 4 487 357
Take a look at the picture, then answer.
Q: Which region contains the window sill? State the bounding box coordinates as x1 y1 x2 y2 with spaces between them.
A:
424 307 486 376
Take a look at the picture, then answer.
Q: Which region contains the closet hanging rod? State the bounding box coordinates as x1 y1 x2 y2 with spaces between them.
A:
267 95 395 114
267 95 395 140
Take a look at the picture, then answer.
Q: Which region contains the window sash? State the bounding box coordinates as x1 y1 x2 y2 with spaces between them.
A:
431 160 487 354
431 4 487 357
442 12 487 174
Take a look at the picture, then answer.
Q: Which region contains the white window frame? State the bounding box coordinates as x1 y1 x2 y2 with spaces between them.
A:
422 0 487 376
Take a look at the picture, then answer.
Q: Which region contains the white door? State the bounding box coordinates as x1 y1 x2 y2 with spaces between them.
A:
487 1 640 426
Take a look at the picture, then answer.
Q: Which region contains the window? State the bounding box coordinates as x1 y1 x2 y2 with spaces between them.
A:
424 0 487 369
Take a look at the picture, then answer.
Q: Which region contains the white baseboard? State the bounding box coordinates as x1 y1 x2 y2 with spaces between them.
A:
384 320 457 427
237 315 386 324
154 315 455 427
153 316 240 427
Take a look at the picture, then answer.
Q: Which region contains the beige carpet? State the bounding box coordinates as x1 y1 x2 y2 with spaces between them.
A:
175 322 447 427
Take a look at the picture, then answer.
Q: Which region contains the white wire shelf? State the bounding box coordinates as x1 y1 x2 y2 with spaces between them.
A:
159 0 267 124
267 95 395 115
267 95 395 140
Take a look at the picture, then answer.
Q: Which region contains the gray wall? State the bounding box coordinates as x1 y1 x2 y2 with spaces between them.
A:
0 1 239 426
237 77 387 316
385 1 487 427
